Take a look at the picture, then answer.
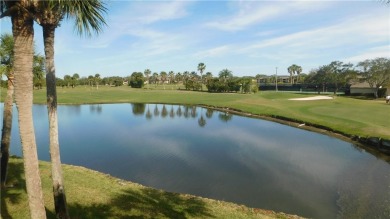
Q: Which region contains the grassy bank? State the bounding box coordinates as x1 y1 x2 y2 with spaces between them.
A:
4 85 388 139
1 157 299 219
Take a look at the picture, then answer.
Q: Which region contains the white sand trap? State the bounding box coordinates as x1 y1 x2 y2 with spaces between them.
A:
289 96 333 101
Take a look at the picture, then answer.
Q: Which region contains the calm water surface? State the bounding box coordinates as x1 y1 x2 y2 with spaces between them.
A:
4 103 390 218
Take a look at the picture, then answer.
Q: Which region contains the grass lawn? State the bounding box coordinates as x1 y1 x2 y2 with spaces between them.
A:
6 85 388 139
1 157 299 219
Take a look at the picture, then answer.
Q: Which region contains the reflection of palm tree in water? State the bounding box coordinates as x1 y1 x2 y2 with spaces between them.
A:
206 108 214 118
176 106 182 117
131 103 145 116
183 106 190 118
161 105 168 118
154 104 160 117
198 108 206 127
218 112 232 122
90 104 103 114
145 105 152 120
169 106 175 118
191 106 197 118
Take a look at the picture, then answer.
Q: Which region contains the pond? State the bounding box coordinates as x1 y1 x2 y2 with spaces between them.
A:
4 103 390 218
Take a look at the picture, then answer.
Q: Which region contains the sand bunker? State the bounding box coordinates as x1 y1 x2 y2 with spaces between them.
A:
289 96 333 101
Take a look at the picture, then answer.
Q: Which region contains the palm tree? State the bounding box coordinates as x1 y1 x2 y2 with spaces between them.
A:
168 71 175 84
197 62 206 90
205 72 213 85
288 64 302 84
144 69 151 88
0 33 14 188
287 65 294 84
219 69 233 82
160 71 167 89
1 1 47 217
95 73 101 89
35 1 107 218
296 65 302 83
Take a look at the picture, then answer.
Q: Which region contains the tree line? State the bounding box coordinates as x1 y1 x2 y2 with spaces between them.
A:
258 58 390 98
35 63 258 94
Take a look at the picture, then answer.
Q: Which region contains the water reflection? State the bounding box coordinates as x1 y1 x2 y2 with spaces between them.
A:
131 103 145 116
131 104 226 128
4 103 390 219
89 104 102 114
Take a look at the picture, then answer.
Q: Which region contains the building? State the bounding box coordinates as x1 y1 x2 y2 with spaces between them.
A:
257 75 291 84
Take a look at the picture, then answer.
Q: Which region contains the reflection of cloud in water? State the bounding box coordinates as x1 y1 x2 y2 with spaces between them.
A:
206 126 356 217
209 126 351 184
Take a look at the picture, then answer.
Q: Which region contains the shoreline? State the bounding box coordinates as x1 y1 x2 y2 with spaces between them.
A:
16 98 390 157
198 104 390 158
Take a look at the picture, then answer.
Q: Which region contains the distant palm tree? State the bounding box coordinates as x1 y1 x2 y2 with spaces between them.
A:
168 71 175 84
95 73 101 89
287 64 302 84
183 71 190 84
205 72 213 85
219 69 233 82
197 62 206 90
287 65 294 84
296 65 302 83
144 69 151 88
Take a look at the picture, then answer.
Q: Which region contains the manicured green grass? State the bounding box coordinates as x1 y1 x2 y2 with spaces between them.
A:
7 85 388 139
1 157 298 219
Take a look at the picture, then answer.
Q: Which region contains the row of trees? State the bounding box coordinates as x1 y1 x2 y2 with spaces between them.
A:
0 1 107 218
258 58 389 98
126 67 259 93
305 58 390 97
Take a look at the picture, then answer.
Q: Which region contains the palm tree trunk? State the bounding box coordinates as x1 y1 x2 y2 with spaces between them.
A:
43 24 70 219
1 74 14 187
12 11 46 219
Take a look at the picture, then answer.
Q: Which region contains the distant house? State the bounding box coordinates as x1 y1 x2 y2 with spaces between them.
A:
350 82 389 96
350 82 375 95
257 75 291 84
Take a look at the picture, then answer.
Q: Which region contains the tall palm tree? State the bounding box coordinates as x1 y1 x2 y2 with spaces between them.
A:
35 1 107 218
95 73 101 89
168 70 175 84
287 65 294 84
144 69 151 88
1 1 47 217
197 62 206 90
296 65 302 83
0 33 14 188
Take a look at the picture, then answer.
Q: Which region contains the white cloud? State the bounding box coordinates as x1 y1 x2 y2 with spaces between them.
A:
193 45 232 59
78 1 193 49
344 45 390 63
205 1 333 32
238 13 390 62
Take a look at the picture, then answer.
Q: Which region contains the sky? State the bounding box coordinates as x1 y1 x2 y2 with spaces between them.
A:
0 0 389 78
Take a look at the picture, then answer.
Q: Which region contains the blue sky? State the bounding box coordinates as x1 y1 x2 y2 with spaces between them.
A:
1 0 389 78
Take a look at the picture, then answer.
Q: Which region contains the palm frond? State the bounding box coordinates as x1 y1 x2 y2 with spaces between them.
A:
61 0 107 37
